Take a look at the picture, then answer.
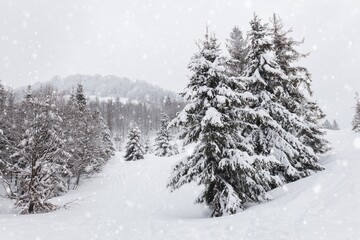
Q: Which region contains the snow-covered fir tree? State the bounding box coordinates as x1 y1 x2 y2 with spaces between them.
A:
86 109 115 172
332 120 340 130
124 124 145 161
270 14 330 155
0 83 24 188
8 93 70 214
168 32 281 217
154 114 178 157
75 83 87 111
89 108 116 161
62 86 91 188
226 25 248 76
101 114 116 158
352 92 360 132
144 137 152 154
62 84 114 189
241 15 323 182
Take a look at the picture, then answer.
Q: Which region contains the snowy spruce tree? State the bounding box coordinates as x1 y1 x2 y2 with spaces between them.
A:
226 25 248 76
240 15 323 183
86 109 115 172
8 93 70 214
93 109 116 161
61 84 114 189
168 32 281 217
0 84 32 192
154 114 178 157
62 85 93 188
352 92 360 132
124 124 145 161
270 14 330 155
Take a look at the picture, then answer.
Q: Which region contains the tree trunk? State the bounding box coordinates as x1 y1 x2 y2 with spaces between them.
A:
28 201 34 214
73 174 81 190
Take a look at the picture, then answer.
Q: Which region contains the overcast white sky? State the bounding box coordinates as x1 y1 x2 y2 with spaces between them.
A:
0 0 359 127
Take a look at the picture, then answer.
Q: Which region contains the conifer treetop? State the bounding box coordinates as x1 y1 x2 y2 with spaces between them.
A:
352 92 360 132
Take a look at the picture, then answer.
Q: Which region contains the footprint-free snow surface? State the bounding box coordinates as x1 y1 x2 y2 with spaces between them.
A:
1 129 360 240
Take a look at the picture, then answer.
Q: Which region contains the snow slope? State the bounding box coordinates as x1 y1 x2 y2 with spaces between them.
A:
1 129 360 240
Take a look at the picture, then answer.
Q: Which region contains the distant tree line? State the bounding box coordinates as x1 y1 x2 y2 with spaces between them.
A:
17 74 179 105
90 95 185 149
322 119 340 130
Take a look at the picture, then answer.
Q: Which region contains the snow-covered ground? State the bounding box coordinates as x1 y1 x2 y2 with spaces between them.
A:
0 129 359 240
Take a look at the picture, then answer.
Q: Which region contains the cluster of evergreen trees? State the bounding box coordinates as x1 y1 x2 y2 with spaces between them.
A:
0 82 114 214
322 119 340 130
167 14 329 217
93 95 185 148
124 113 179 161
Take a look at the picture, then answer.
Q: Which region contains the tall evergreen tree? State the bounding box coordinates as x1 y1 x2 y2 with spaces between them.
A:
226 26 248 75
0 83 19 183
63 88 90 188
270 14 330 155
154 114 177 157
168 32 280 217
8 93 70 214
75 83 87 111
241 15 323 182
124 124 145 161
352 92 360 132
92 109 116 161
61 85 114 189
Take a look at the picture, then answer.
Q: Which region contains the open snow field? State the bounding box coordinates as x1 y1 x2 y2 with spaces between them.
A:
0 129 359 240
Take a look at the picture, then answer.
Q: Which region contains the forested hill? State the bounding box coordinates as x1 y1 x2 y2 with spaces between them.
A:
17 74 180 104
13 75 185 141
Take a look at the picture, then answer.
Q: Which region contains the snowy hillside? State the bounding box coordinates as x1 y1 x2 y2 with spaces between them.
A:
0 129 359 240
16 74 179 103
